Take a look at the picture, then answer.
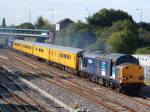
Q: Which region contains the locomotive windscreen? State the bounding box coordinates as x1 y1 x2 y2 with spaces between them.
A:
116 55 139 66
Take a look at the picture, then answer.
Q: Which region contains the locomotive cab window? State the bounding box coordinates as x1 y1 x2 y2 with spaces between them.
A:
116 55 139 66
88 59 93 64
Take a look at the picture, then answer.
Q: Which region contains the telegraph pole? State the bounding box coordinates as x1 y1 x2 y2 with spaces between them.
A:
136 8 143 39
28 10 32 23
48 8 55 44
48 8 54 24
86 9 91 17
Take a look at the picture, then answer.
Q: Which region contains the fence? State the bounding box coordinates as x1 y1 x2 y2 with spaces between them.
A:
133 55 150 81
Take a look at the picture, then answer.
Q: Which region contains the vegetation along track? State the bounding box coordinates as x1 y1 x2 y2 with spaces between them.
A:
0 68 49 112
0 49 150 112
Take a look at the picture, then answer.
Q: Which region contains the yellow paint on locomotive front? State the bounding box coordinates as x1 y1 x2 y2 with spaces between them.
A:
119 64 144 84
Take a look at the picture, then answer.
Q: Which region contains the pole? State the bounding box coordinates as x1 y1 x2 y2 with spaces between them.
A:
48 8 54 24
48 8 55 44
52 8 54 25
136 9 143 39
86 9 90 17
140 9 142 39
28 10 31 23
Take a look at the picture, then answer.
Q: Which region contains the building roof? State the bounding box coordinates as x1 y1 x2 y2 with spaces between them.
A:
56 18 74 24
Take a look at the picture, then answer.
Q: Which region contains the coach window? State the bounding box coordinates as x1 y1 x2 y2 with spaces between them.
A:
66 55 68 59
63 54 65 58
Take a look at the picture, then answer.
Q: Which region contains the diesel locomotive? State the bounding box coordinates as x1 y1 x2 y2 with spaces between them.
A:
13 40 144 94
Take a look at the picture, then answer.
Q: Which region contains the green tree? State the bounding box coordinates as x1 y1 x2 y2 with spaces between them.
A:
41 19 53 30
35 16 45 29
16 23 35 29
35 16 53 30
108 29 138 54
87 8 133 28
2 18 6 28
135 47 150 54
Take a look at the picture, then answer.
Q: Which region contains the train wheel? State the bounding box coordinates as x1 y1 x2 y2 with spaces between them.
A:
115 85 121 92
110 82 115 90
105 82 109 88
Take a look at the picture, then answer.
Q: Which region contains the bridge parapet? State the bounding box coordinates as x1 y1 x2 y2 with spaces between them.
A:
0 28 50 38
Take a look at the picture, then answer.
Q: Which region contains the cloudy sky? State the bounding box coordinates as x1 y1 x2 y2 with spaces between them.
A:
0 0 149 25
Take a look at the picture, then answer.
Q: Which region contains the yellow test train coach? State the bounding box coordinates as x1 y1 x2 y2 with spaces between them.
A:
13 40 85 71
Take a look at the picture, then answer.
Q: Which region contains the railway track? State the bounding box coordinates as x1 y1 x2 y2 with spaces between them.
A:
0 56 126 112
0 68 49 112
0 81 38 112
0 49 150 112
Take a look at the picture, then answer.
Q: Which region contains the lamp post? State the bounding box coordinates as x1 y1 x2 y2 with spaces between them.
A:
48 8 54 25
136 8 143 39
28 10 32 23
48 8 55 44
86 9 91 17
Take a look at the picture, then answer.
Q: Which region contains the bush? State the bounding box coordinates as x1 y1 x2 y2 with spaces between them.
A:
135 47 150 54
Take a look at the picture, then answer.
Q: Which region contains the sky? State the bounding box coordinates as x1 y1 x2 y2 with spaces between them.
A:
0 0 149 25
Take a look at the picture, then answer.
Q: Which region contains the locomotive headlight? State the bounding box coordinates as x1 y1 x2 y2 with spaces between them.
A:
123 77 128 80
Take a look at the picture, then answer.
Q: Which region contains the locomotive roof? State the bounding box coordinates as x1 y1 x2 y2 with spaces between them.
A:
101 53 128 62
14 40 85 54
83 50 105 58
83 50 133 61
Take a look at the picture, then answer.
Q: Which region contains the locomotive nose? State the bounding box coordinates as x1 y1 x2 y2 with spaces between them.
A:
119 64 144 83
